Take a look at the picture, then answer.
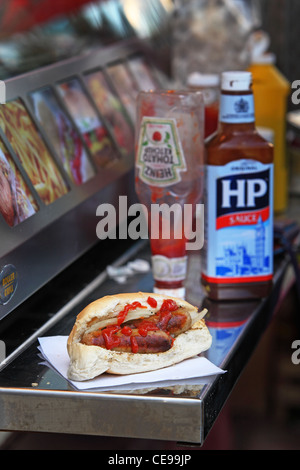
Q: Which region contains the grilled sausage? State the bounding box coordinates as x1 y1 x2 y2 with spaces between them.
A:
81 307 191 354
82 327 173 353
123 308 192 337
67 292 212 381
158 308 192 336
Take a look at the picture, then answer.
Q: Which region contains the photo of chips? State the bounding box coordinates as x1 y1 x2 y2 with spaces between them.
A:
128 57 158 91
0 139 38 226
85 70 134 157
58 78 117 168
0 99 68 205
106 63 139 122
30 87 95 185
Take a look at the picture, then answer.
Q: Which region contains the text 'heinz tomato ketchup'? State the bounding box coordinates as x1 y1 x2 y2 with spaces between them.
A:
201 71 274 301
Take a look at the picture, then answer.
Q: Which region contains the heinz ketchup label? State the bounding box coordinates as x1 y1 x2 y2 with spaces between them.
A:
202 159 273 284
136 116 187 187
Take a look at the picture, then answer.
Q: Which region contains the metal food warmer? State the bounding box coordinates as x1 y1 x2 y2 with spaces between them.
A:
0 40 294 447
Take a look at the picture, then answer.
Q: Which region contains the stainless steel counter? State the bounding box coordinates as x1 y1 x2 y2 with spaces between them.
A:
0 239 292 446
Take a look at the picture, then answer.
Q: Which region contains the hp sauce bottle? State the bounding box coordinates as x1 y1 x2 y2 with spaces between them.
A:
202 71 274 300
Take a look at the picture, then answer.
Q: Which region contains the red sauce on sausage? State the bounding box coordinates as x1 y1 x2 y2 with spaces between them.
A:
90 299 180 353
137 320 159 337
117 301 146 325
130 335 139 353
121 325 132 336
159 299 178 313
147 296 157 308
102 325 121 350
158 310 172 330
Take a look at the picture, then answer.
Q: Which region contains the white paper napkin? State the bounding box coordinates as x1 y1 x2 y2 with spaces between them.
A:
38 336 225 391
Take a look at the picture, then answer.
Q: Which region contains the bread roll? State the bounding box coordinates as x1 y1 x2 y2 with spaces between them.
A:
67 292 212 381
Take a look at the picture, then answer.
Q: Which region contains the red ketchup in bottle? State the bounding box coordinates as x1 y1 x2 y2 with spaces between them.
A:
187 72 220 138
135 90 205 299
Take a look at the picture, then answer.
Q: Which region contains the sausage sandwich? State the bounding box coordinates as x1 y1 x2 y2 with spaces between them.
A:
67 292 212 381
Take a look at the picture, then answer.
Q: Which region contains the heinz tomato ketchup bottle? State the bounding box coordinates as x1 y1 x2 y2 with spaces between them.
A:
135 90 204 300
201 71 274 300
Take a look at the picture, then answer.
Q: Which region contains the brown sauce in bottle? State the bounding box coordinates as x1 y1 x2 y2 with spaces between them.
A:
201 72 274 300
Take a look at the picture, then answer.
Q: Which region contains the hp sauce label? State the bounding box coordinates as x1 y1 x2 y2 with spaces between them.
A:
203 160 273 283
216 168 271 229
220 94 255 123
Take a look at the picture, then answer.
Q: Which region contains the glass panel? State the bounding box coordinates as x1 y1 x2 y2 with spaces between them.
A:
0 99 68 205
57 78 117 168
128 57 158 91
0 139 38 226
85 70 134 156
30 87 96 185
106 63 139 122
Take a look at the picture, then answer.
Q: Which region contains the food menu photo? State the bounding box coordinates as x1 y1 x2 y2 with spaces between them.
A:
128 57 159 91
84 70 134 157
106 62 139 123
0 99 69 206
0 139 38 227
57 78 118 169
29 87 96 186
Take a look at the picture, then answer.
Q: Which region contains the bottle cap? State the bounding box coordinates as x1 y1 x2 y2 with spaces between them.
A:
251 52 276 64
187 72 220 88
221 71 252 91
